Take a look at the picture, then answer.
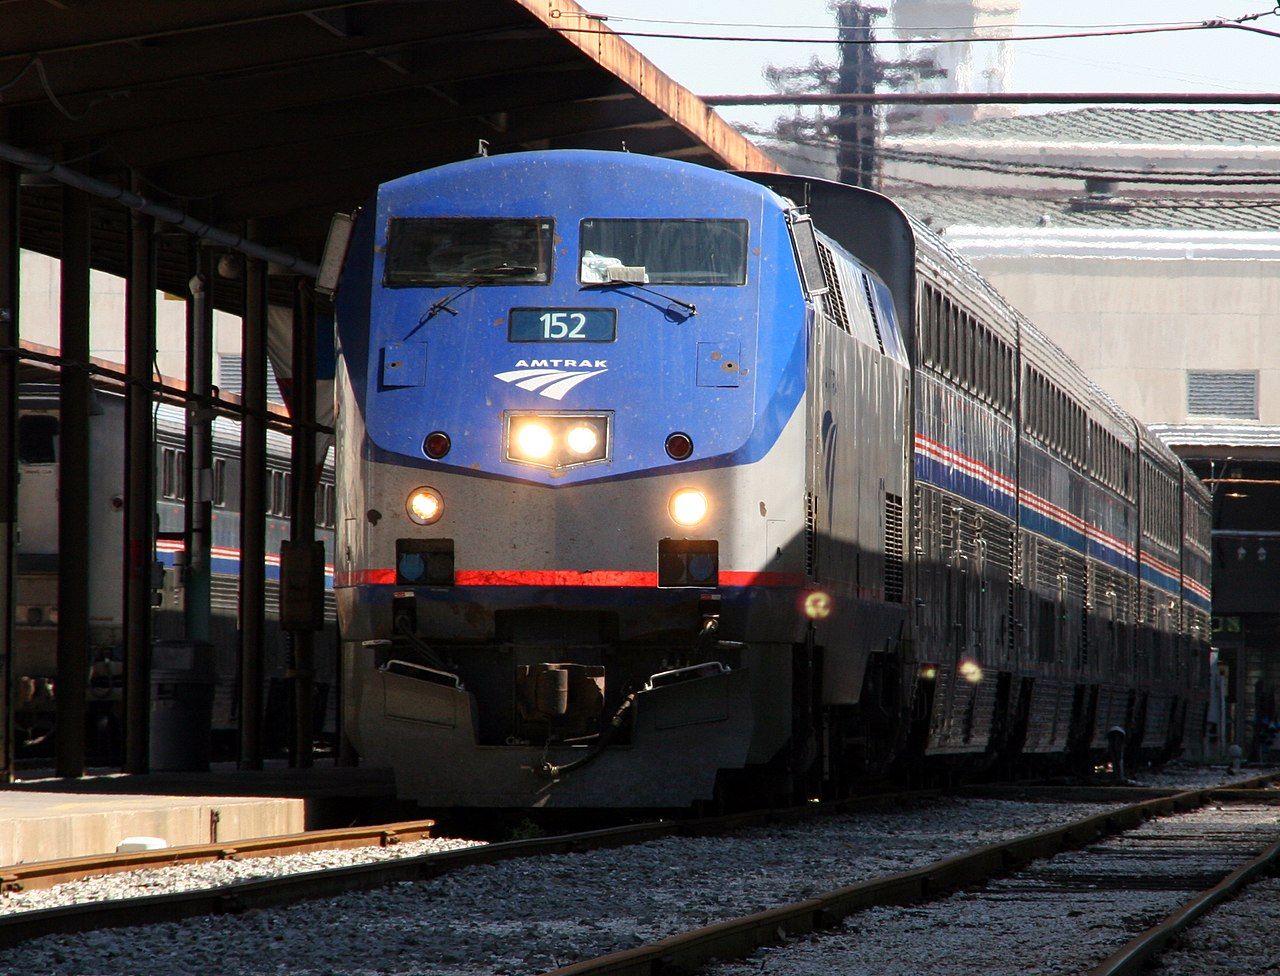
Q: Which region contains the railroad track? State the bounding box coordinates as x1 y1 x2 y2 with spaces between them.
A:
0 788 938 950
0 819 438 894
542 772 1280 976
4 772 1275 968
1087 819 1280 976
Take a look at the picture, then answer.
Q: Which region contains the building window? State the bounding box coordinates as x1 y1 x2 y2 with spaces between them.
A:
217 354 242 396
1187 370 1258 419
18 414 58 464
218 353 286 405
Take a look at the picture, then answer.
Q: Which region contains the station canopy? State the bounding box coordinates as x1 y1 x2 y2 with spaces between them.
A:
1 0 778 306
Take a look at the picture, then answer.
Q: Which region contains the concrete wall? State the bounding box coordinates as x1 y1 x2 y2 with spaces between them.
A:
19 250 243 379
956 254 1280 427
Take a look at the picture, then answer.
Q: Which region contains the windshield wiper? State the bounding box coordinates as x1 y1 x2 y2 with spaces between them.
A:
584 279 697 316
421 264 540 322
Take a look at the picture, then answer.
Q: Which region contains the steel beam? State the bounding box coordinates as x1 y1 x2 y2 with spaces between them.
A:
1 19 543 116
289 283 317 768
511 0 780 173
0 162 19 783
12 47 582 147
184 244 213 643
0 141 318 278
56 185 91 778
0 2 387 59
238 255 268 770
123 182 156 774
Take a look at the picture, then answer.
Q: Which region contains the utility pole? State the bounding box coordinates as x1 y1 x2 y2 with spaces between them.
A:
835 2 884 189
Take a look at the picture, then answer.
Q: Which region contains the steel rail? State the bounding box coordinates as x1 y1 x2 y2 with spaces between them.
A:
1087 831 1280 975
541 770 1280 976
0 819 439 894
0 789 935 949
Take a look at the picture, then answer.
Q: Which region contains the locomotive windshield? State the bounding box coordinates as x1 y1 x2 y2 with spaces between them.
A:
384 217 553 286
579 219 748 285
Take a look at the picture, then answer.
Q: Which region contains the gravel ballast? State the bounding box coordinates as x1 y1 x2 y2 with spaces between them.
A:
6 765 1274 975
707 803 1280 976
1150 876 1280 975
13 797 1115 975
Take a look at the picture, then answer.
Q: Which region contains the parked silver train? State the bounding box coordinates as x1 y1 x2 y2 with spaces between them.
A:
13 384 336 758
330 153 1211 808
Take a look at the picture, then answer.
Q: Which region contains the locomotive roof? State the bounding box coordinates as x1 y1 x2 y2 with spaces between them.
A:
377 149 789 211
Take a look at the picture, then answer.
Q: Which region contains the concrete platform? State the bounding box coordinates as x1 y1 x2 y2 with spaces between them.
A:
0 790 304 865
1 764 402 865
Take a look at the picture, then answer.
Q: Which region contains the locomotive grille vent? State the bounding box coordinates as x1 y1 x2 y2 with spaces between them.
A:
861 273 886 355
1063 551 1087 600
814 241 850 334
1186 370 1257 419
805 490 816 577
911 486 925 555
884 493 904 603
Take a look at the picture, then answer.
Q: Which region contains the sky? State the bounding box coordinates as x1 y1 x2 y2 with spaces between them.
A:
580 0 1280 133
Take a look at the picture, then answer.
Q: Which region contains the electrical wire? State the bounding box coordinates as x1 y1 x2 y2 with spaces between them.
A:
552 15 1280 46
876 148 1280 184
572 13 1217 32
757 131 1280 185
882 171 1280 208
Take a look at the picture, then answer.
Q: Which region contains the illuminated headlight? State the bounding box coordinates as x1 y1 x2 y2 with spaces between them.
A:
514 421 554 461
406 486 443 525
566 424 598 456
669 488 708 527
504 412 610 468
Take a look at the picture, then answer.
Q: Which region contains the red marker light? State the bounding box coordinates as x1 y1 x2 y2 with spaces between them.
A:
665 432 693 460
423 431 451 459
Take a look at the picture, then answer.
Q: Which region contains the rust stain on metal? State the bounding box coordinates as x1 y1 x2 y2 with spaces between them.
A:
512 0 783 174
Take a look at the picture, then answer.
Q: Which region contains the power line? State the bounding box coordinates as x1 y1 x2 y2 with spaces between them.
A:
567 14 1216 33
552 18 1280 47
874 145 1280 182
704 92 1280 106
760 133 1280 186
880 170 1280 206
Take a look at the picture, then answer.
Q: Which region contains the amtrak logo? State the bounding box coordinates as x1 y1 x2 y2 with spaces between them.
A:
494 359 608 401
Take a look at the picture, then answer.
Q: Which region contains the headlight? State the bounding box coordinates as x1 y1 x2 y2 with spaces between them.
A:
504 412 610 468
514 421 554 460
406 486 443 525
566 424 599 456
669 487 708 527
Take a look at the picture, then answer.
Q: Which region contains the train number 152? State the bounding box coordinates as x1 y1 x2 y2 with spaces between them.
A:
539 312 587 339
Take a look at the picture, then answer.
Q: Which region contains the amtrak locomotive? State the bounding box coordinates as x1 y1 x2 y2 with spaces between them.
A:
332 150 1211 808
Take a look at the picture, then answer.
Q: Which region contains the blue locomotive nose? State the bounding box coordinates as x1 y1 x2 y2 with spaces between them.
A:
340 151 806 489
